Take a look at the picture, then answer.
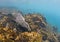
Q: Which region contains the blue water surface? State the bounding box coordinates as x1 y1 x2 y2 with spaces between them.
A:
0 0 60 32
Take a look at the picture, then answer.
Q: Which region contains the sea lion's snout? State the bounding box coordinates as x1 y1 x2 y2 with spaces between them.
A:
23 22 31 31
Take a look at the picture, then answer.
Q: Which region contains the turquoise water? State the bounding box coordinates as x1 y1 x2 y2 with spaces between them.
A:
0 0 60 32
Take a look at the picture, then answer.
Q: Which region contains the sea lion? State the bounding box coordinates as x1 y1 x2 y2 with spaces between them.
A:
12 12 31 31
0 9 31 31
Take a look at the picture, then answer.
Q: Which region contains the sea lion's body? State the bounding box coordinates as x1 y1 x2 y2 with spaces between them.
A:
12 12 31 31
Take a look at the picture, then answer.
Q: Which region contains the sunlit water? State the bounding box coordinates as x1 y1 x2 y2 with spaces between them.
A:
0 0 60 32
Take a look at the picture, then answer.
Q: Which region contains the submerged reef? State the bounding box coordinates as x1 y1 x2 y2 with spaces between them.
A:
0 8 59 42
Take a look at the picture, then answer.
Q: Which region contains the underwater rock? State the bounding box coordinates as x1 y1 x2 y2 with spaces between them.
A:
19 32 42 42
24 14 47 31
24 14 59 42
0 26 42 42
0 8 59 42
